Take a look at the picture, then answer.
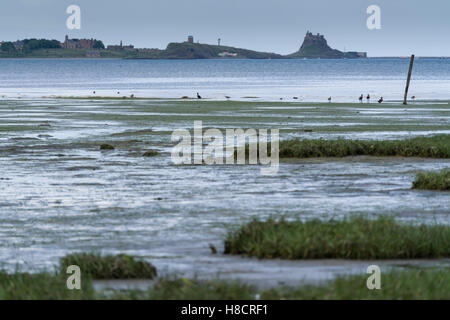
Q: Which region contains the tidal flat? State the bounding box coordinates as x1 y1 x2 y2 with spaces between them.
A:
0 98 449 289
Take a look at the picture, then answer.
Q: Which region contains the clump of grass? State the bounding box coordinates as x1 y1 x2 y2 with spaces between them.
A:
60 253 157 279
224 216 450 259
278 134 450 158
0 271 95 300
143 150 159 157
261 268 450 300
413 169 450 191
100 144 115 150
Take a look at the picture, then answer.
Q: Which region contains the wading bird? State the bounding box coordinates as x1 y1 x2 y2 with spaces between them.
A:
197 92 202 99
328 97 332 102
359 94 363 102
366 94 370 101
378 97 383 104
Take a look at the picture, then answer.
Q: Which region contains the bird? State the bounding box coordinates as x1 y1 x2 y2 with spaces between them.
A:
359 94 363 102
378 97 383 104
293 96 298 100
411 96 416 100
328 97 332 102
197 92 202 99
366 94 370 101
225 96 230 99
117 91 120 95
93 91 96 95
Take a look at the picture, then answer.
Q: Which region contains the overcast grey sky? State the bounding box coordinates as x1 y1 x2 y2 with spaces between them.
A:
1 0 449 56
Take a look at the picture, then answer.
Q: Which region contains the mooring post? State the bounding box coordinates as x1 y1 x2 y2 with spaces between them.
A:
403 54 415 105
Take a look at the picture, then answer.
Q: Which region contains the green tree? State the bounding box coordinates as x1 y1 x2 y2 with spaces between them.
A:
93 40 105 49
1 42 17 54
22 39 61 53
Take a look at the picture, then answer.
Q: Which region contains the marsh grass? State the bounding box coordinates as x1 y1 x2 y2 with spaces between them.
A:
0 271 95 300
60 253 157 279
413 169 450 191
224 216 450 259
2 268 448 300
278 135 450 158
260 268 450 300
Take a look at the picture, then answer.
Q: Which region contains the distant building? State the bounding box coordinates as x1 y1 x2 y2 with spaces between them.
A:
62 35 94 49
346 51 368 58
187 35 194 43
107 40 135 51
218 52 238 57
85 50 101 58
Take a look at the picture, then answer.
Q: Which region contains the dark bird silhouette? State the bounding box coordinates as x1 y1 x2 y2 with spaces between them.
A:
197 92 202 99
93 91 96 94
378 97 383 104
328 97 332 102
225 96 230 99
293 97 298 100
366 94 370 101
359 94 363 102
117 91 120 95
411 96 416 100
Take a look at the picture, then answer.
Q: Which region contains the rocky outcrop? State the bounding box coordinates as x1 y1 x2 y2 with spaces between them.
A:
289 31 366 59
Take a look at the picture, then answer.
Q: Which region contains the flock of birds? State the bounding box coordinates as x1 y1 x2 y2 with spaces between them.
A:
91 91 416 103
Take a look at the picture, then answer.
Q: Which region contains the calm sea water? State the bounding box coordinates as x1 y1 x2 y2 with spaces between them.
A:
1 58 450 102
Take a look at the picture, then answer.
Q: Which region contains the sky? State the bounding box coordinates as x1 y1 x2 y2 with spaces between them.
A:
1 0 449 56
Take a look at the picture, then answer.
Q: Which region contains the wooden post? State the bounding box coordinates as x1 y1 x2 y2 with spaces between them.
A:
403 54 415 105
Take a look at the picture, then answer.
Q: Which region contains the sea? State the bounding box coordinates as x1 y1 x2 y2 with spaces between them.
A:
1 58 450 102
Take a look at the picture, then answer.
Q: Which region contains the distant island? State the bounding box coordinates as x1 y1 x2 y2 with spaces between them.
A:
0 32 366 59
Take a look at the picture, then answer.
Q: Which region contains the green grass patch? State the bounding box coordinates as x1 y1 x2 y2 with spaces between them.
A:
261 268 450 300
278 135 450 158
60 253 157 279
413 169 450 191
0 271 94 300
224 216 450 259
